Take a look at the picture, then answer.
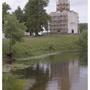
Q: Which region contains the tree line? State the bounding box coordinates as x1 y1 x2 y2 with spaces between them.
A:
3 0 50 36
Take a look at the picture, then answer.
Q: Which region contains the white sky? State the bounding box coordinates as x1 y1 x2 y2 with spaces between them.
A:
2 0 88 23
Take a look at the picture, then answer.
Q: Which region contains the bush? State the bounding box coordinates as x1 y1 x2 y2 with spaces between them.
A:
78 30 87 51
48 44 55 51
3 73 25 90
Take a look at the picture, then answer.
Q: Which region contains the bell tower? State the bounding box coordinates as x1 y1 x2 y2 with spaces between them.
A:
56 0 70 12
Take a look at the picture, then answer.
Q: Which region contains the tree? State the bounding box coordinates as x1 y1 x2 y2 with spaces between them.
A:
2 2 10 16
4 14 26 64
13 6 24 23
78 30 87 51
2 2 11 28
24 0 50 36
79 23 88 33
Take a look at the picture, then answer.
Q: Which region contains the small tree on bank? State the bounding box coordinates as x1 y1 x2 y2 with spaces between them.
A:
4 14 26 64
24 0 50 36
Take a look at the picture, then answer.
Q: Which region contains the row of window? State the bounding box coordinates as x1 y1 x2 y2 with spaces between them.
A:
50 27 67 30
50 24 68 26
51 18 68 21
57 3 69 6
52 15 68 18
50 29 68 32
51 20 68 23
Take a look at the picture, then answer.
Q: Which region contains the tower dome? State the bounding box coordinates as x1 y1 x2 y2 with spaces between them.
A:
56 0 70 12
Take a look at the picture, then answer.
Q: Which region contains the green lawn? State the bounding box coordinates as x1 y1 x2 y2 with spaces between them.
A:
3 34 79 58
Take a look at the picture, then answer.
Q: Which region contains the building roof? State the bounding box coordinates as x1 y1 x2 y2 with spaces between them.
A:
69 10 78 15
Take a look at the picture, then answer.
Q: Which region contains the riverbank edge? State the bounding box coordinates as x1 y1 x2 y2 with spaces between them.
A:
15 49 80 61
3 50 81 72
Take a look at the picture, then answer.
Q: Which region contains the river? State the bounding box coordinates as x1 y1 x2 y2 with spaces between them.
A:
11 52 87 90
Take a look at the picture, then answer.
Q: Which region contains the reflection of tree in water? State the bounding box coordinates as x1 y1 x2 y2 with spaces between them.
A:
13 64 49 90
29 65 49 90
13 64 49 78
79 52 87 66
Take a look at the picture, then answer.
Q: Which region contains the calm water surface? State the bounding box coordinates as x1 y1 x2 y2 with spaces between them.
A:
13 52 88 90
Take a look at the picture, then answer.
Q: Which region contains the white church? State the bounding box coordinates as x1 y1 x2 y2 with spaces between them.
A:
48 0 79 34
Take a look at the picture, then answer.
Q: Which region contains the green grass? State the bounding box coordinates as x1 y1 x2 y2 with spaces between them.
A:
3 34 79 58
3 73 25 90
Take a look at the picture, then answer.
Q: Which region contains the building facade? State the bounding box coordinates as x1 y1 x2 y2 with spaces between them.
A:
48 0 79 34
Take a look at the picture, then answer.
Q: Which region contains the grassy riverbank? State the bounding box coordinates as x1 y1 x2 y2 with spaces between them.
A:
3 34 79 58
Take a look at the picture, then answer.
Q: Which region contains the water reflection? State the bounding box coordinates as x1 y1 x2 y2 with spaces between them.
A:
79 52 87 66
40 60 80 90
13 52 87 90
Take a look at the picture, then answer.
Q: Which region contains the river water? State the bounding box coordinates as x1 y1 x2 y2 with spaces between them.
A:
13 52 87 90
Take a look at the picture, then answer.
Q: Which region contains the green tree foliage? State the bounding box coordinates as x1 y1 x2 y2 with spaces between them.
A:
78 30 87 51
4 14 26 62
13 6 24 23
79 23 88 33
2 2 10 16
24 0 50 36
4 14 26 44
2 2 11 28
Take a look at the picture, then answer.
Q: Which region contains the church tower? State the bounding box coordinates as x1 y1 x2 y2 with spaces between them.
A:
56 0 70 12
48 0 79 34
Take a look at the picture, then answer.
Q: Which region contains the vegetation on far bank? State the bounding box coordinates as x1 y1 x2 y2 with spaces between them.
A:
3 34 79 59
77 30 87 51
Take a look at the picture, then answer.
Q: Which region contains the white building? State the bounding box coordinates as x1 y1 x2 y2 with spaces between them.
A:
48 0 79 34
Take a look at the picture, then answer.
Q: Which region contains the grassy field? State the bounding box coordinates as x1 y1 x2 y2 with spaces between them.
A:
3 34 79 58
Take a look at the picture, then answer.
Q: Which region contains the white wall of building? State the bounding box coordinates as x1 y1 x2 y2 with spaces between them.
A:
48 11 79 34
68 11 79 34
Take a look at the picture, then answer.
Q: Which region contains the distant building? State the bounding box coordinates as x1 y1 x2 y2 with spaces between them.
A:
48 0 79 34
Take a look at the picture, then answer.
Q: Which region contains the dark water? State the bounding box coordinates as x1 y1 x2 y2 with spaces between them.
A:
13 52 88 90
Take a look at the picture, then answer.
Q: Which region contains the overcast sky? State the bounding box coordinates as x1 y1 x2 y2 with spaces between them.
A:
3 0 88 23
